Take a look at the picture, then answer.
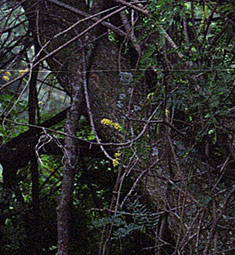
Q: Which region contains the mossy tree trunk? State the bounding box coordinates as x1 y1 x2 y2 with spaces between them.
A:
20 1 138 254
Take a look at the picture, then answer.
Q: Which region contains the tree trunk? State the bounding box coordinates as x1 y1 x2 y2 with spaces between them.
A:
18 1 140 254
57 76 83 254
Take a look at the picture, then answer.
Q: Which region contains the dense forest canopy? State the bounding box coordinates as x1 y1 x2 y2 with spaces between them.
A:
0 0 234 254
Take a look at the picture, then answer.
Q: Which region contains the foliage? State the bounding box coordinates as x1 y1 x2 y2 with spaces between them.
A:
0 0 234 254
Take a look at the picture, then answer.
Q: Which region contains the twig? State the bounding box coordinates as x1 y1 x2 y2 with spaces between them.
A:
0 6 127 91
48 0 126 37
119 9 141 55
203 185 235 255
115 0 185 58
82 48 114 161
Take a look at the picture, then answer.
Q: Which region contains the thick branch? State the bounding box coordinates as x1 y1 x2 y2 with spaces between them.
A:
57 74 82 255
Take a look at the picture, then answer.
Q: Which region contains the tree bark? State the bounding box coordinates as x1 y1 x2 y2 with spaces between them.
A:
57 75 83 254
16 1 139 254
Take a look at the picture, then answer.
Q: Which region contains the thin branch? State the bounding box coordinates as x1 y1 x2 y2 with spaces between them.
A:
48 0 126 37
114 0 185 58
81 48 114 161
0 6 127 92
203 185 235 255
119 10 141 55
